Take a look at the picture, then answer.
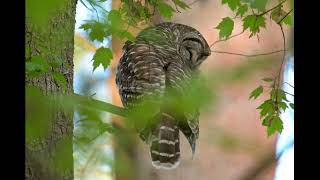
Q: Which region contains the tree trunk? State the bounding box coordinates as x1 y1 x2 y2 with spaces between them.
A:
25 0 77 179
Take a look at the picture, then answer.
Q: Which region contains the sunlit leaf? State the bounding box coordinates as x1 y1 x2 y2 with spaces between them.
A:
92 47 113 71
267 116 283 136
216 17 234 39
236 4 248 17
80 21 109 42
278 101 288 111
249 85 263 99
243 15 266 37
282 14 293 26
222 0 240 11
250 0 268 12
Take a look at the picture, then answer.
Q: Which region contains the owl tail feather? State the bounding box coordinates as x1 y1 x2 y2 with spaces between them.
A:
150 113 180 170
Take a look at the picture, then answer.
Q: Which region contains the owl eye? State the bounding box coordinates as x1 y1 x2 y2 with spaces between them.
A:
186 48 192 60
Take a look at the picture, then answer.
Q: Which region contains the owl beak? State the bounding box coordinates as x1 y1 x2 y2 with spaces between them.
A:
203 48 211 56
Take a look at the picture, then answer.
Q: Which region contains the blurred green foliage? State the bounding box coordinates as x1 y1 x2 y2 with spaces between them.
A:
26 86 53 144
26 0 67 27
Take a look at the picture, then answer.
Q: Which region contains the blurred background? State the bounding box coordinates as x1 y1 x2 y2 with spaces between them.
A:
73 0 294 179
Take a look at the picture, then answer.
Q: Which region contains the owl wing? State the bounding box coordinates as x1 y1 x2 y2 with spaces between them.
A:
116 42 167 141
165 59 199 154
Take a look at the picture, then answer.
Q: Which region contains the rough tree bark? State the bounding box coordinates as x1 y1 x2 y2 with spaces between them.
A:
25 0 77 179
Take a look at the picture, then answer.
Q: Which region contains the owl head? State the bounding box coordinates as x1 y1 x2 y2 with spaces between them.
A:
171 23 211 68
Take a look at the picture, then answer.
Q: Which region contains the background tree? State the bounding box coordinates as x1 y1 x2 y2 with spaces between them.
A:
26 0 77 179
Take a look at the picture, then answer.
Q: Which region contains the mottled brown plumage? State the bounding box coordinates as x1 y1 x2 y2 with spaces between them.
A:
115 22 211 169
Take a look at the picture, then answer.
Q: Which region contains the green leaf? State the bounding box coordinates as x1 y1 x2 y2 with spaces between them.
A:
278 89 288 102
222 0 241 11
249 85 263 99
172 0 190 10
262 115 272 126
267 116 283 136
80 21 109 42
289 103 294 109
92 47 113 71
216 17 234 39
278 101 288 111
157 2 175 19
282 14 293 26
52 72 67 89
108 10 124 28
243 15 266 37
271 7 286 22
262 77 273 82
137 5 147 19
236 4 248 17
271 7 293 26
257 99 273 109
79 23 92 31
260 104 271 117
250 0 268 12
257 99 274 118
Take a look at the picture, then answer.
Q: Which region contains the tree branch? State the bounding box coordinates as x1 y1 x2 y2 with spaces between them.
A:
72 93 127 117
211 49 286 57
210 31 245 48
239 141 294 180
284 82 294 88
284 91 294 97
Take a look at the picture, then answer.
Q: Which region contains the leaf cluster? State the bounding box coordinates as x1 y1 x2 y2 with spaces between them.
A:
216 0 293 39
79 0 190 71
249 78 294 136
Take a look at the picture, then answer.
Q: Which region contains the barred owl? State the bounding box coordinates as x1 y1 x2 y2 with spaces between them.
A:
116 22 211 169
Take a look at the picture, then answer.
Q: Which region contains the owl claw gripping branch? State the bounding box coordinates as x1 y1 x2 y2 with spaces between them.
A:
116 22 211 169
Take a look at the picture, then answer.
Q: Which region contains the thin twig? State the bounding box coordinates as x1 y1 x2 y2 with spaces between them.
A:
284 91 294 97
210 31 245 48
88 1 100 21
277 24 286 87
284 82 294 88
211 49 286 57
277 8 294 24
258 0 288 16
